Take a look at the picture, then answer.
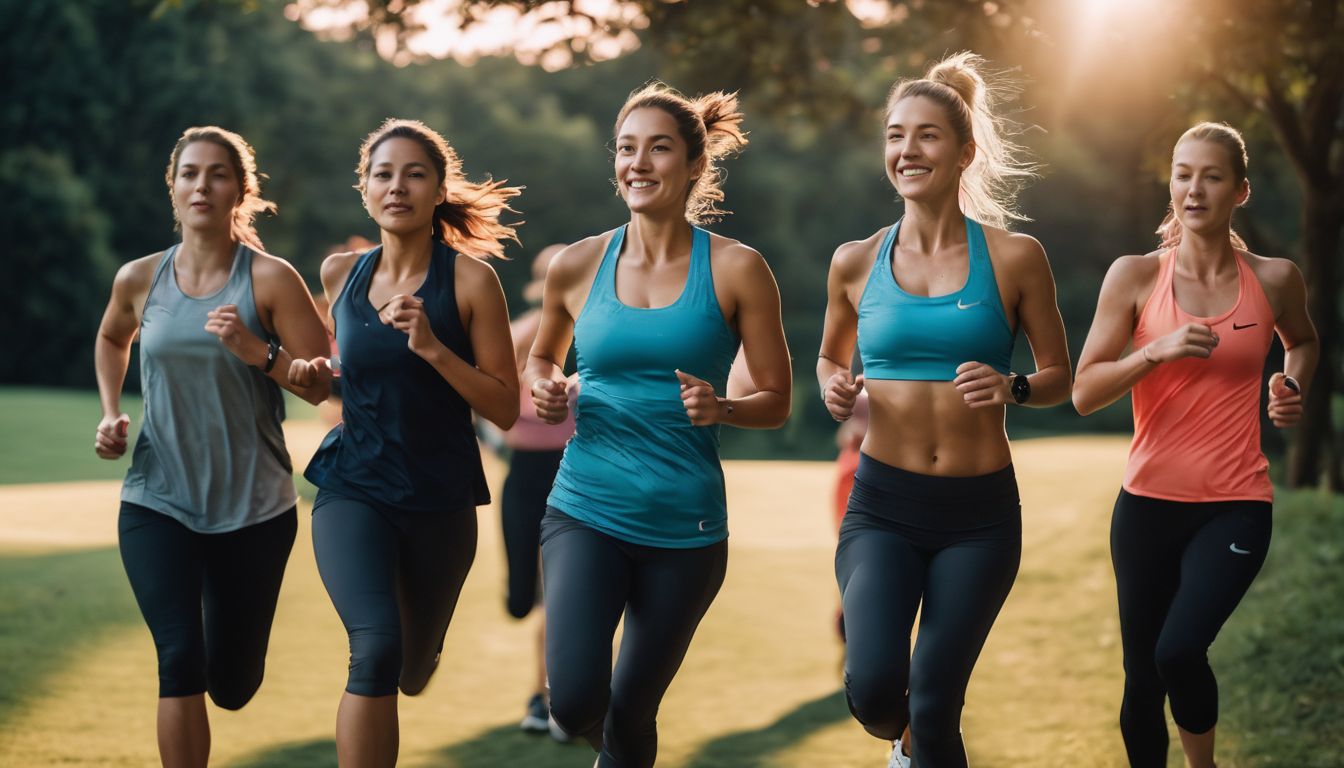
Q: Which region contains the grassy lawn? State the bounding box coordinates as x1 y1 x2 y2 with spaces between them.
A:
0 387 1338 766
0 386 318 485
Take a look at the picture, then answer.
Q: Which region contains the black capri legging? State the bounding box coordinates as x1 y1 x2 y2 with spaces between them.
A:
118 502 297 709
312 491 477 698
1111 489 1271 767
500 448 564 619
836 455 1021 768
541 508 727 768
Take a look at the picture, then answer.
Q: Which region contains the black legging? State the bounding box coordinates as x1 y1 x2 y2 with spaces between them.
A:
835 455 1021 768
118 502 296 708
500 448 564 619
311 491 477 698
1111 489 1271 767
541 508 727 768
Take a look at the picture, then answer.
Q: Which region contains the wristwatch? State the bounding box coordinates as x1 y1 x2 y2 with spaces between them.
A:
1010 372 1030 405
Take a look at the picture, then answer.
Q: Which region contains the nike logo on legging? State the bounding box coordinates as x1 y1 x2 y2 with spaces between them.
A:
1229 543 1251 555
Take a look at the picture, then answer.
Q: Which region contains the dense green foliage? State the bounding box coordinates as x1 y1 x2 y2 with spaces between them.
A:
4 0 1329 458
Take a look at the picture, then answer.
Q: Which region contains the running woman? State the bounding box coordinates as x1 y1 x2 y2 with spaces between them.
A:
817 52 1071 767
1073 122 1317 768
94 126 331 768
525 83 792 768
290 118 521 768
501 243 575 738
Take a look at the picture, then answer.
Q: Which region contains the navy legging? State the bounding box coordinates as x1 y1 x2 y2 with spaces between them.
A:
541 508 727 768
312 491 477 697
1111 490 1271 767
118 502 296 708
500 448 564 619
836 455 1021 768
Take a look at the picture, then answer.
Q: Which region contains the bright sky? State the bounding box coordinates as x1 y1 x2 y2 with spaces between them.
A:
286 0 647 68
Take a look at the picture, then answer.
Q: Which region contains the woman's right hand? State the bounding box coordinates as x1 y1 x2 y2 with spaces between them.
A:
823 371 865 422
95 414 130 459
531 377 570 424
289 356 333 388
1140 322 1218 365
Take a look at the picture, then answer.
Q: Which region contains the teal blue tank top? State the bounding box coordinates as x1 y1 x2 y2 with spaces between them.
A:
857 217 1015 380
122 245 295 532
547 226 739 548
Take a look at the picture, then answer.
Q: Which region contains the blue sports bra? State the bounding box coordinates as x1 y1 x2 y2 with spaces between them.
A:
857 217 1015 380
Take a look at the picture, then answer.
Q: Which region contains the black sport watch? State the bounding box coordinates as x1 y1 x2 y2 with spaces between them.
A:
1010 373 1030 405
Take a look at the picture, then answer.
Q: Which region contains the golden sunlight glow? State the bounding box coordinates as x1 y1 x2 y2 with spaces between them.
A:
287 0 646 68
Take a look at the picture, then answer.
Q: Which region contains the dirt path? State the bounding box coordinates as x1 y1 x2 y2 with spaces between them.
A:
0 432 1143 766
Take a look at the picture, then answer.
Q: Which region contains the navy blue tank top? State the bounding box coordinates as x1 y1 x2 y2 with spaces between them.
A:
305 241 489 511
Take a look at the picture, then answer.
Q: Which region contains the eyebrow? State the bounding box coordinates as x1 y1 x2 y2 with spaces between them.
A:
178 163 229 171
887 123 943 131
1172 163 1226 171
616 134 676 143
371 161 431 169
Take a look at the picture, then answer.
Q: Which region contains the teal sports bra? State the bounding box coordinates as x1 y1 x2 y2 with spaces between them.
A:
857 217 1015 381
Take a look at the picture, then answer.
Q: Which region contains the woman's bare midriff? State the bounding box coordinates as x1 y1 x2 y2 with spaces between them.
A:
859 378 1012 477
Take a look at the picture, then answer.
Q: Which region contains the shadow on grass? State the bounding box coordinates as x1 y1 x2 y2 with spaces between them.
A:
427 689 848 768
0 546 139 726
433 723 589 768
681 688 849 768
224 738 338 768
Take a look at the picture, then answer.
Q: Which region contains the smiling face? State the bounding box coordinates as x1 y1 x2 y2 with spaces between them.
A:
884 95 975 205
1169 137 1249 240
172 140 241 235
363 136 446 237
614 106 705 219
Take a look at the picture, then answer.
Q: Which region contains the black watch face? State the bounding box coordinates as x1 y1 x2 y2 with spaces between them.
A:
1012 375 1030 403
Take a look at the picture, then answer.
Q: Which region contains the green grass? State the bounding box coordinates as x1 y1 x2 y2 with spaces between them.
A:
0 547 140 726
1215 487 1344 767
0 387 144 484
0 386 317 485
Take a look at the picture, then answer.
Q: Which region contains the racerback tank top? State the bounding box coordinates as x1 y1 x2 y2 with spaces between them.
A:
1124 250 1276 502
122 244 295 532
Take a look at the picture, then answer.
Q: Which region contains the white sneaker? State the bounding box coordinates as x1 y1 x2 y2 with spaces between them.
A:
888 738 912 768
548 713 573 743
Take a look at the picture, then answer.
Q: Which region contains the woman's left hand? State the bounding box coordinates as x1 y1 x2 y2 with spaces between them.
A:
1267 372 1303 428
954 361 1011 408
205 304 267 366
676 369 724 426
382 294 441 357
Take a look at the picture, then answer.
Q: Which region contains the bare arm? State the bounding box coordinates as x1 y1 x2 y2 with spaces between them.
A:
1002 236 1072 407
816 240 868 421
93 256 155 458
681 246 791 428
521 240 596 425
1073 254 1215 415
398 256 519 429
216 255 332 404
1266 259 1318 427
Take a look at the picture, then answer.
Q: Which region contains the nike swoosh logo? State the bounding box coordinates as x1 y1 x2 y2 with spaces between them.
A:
1232 322 1257 330
956 299 982 310
1229 543 1251 555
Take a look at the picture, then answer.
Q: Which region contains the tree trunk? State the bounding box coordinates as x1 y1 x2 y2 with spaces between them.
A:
1287 186 1343 490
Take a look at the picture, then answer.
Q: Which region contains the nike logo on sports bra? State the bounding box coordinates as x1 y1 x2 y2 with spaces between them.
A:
1232 322 1258 330
1229 543 1251 555
956 299 982 310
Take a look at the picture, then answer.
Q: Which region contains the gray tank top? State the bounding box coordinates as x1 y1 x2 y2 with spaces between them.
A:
121 244 295 532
